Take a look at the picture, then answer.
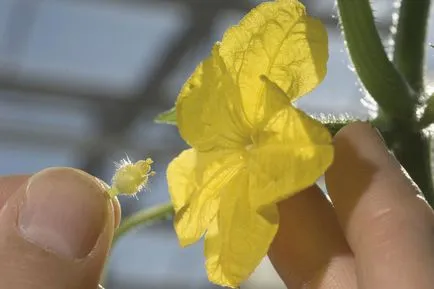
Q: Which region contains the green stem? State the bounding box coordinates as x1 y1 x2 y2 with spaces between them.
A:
419 93 434 128
384 129 434 207
113 203 174 243
337 0 416 121
390 0 434 207
324 119 356 136
393 0 431 93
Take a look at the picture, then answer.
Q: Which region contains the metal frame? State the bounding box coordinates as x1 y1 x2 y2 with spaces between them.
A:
0 0 392 176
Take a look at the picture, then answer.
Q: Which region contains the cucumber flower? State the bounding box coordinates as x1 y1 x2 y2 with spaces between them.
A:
167 0 333 287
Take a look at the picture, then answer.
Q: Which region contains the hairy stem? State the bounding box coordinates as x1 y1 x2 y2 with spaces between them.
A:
393 0 431 93
113 203 174 243
384 128 434 206
337 0 416 122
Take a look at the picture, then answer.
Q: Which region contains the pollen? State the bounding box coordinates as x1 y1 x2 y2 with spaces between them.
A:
108 156 156 198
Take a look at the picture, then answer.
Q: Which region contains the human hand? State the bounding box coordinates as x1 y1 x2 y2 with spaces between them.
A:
2 123 433 289
0 168 120 289
269 122 434 289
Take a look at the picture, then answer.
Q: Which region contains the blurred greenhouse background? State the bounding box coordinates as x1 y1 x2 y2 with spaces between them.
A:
0 0 434 288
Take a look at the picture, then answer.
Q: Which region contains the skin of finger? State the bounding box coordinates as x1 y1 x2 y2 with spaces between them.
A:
0 171 115 289
268 185 357 289
0 175 29 210
0 175 121 229
111 196 121 229
325 121 434 289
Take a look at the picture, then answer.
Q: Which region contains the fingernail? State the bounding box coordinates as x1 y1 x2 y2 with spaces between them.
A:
18 167 107 259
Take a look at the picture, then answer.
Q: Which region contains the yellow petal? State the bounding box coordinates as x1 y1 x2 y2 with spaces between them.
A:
167 149 197 213
253 76 293 130
167 149 242 246
204 170 279 288
248 83 333 211
176 44 250 151
219 0 328 124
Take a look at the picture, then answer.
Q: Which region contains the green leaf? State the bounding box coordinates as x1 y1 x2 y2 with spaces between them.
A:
155 107 177 125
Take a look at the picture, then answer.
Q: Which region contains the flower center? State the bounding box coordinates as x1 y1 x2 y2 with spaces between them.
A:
245 144 254 151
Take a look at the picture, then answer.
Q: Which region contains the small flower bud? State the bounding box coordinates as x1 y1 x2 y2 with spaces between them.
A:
108 156 155 198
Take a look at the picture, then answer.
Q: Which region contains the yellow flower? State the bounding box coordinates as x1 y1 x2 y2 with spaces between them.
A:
167 0 333 287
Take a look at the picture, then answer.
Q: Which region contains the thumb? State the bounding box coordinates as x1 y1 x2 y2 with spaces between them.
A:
0 168 114 289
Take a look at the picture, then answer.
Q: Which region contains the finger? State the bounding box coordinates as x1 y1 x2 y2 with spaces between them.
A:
0 175 29 209
111 196 121 229
325 122 434 289
0 175 121 229
268 185 357 289
0 167 115 289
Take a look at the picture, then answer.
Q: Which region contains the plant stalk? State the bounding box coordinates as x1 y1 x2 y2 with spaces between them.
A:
390 0 434 207
337 0 416 122
113 203 174 243
393 0 431 93
385 129 434 206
